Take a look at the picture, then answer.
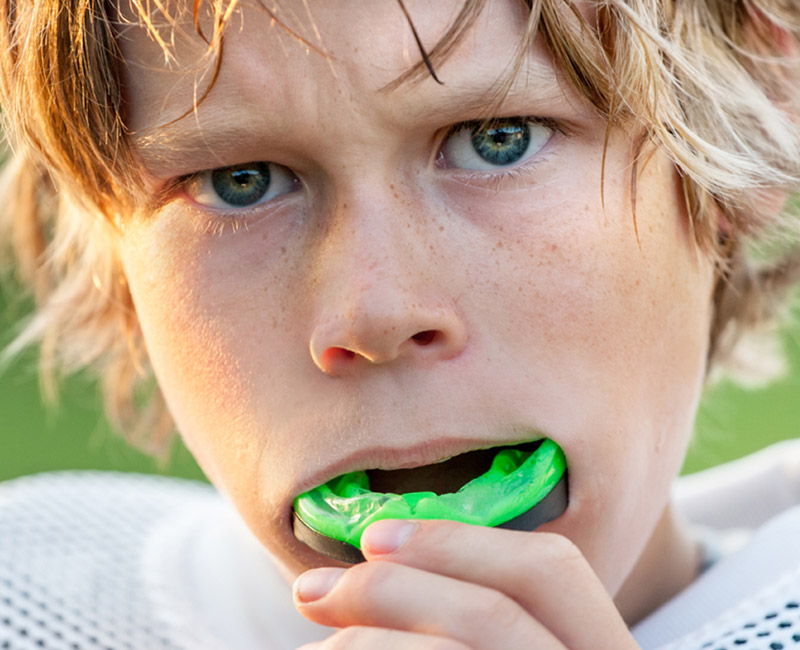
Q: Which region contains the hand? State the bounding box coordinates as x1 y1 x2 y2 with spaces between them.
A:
292 519 641 649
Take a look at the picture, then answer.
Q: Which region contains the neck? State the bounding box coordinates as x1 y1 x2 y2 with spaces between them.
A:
615 502 701 626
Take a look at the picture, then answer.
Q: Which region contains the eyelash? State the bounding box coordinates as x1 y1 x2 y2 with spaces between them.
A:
463 150 558 192
199 212 253 237
165 114 566 235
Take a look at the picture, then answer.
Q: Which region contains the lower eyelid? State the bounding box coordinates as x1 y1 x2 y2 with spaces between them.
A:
440 149 558 191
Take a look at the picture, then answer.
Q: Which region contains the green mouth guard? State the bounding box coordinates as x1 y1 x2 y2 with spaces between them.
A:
293 438 568 563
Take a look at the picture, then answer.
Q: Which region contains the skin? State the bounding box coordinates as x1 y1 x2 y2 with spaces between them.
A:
116 0 717 646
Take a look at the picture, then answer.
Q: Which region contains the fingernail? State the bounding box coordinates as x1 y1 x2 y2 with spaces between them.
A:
293 568 345 603
362 519 418 555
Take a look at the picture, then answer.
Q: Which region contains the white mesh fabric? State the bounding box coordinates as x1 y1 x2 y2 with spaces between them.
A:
0 472 224 650
2 471 800 650
654 566 800 650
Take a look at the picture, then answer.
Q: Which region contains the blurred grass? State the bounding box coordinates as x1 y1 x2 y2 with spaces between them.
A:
0 294 799 483
0 351 206 482
685 302 800 473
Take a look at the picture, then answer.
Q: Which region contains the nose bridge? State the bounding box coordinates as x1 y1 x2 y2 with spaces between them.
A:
330 192 418 305
308 188 467 374
314 189 429 335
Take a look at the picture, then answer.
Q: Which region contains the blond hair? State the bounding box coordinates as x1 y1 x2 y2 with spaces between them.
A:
0 0 798 454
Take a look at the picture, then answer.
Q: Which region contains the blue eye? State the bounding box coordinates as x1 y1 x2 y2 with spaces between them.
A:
186 162 298 209
441 118 553 171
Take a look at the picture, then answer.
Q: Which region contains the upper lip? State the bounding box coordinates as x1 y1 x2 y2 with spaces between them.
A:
295 434 544 496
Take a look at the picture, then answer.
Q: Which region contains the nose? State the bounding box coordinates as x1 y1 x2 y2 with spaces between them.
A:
308 202 467 376
310 300 468 375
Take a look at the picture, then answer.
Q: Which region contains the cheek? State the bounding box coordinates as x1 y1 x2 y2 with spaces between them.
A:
468 154 713 591
118 215 280 490
533 163 713 590
473 161 711 418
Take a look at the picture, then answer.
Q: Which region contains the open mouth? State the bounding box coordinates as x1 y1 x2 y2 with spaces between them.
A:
293 438 568 563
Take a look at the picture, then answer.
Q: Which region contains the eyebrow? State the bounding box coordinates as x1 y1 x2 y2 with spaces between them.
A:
132 64 569 180
133 116 257 180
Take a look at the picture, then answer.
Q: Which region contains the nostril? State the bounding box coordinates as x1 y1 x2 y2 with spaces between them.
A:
411 330 438 346
320 347 357 367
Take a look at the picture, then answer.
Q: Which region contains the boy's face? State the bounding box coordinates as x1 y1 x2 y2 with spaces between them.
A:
118 0 715 592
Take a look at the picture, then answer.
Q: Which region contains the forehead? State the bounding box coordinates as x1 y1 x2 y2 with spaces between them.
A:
117 1 585 139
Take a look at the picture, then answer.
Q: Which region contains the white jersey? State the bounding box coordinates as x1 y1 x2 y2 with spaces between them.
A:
1 441 800 650
634 439 800 650
0 472 328 650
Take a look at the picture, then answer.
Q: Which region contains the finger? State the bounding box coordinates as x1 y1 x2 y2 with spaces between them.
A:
293 563 565 650
360 519 637 650
299 626 474 650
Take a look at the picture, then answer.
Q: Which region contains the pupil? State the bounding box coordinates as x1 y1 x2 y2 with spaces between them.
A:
471 120 531 166
212 162 271 206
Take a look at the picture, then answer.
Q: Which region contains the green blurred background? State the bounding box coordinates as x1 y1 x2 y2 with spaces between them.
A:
0 292 206 482
1 291 799 484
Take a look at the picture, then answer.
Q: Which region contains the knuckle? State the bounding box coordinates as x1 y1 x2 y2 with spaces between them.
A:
539 532 584 564
479 590 526 631
523 532 590 585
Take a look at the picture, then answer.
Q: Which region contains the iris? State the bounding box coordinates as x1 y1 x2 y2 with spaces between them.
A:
211 162 271 207
470 119 531 166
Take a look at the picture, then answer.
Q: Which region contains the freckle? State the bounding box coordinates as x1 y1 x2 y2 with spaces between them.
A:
342 202 348 209
550 243 558 252
281 246 287 255
394 193 399 199
262 232 268 241
389 184 395 190
497 241 503 249
439 226 444 232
